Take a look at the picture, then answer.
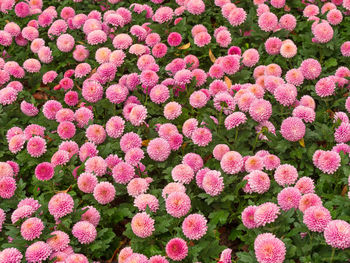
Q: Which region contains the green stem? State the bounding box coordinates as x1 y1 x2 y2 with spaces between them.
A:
144 92 148 107
330 247 335 263
218 108 223 127
234 127 239 145
252 132 260 152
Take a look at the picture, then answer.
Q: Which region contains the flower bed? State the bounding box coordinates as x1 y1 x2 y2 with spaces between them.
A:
0 0 350 262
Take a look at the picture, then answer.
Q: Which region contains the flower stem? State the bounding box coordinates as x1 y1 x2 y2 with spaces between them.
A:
330 247 335 263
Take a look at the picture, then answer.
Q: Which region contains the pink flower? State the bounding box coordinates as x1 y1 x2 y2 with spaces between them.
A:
25 242 52 263
280 14 296 31
120 132 142 153
65 254 89 263
254 233 286 263
172 164 194 184
341 41 350 57
242 48 260 67
258 12 278 32
153 6 174 23
334 122 350 143
220 248 232 263
166 192 191 218
47 231 70 252
247 170 270 194
86 124 106 145
0 248 23 263
228 8 247 26
20 101 38 116
149 255 169 263
129 105 147 126
147 138 171 161
295 177 315 194
300 58 322 80
93 182 115 205
81 206 100 227
316 150 341 174
265 37 282 55
21 217 44 241
0 162 13 177
131 212 155 238
202 170 224 196
162 182 186 199
274 164 298 186
213 144 230 161
0 176 16 199
78 173 98 193
303 206 332 232
57 121 76 140
277 187 301 211
242 205 258 229
189 90 209 108
125 148 144 166
134 194 159 212
280 40 297 58
313 22 334 43
150 84 170 104
35 162 54 181
191 127 212 146
112 162 135 184
166 238 188 261
220 151 243 174
315 77 336 97
56 34 75 52
72 221 97 244
324 220 350 249
194 31 211 47
127 178 150 197
48 193 74 219
87 30 107 45
182 213 207 240
280 117 305 142
167 32 182 47
254 202 280 227
299 193 322 213
118 247 133 263
327 9 343 25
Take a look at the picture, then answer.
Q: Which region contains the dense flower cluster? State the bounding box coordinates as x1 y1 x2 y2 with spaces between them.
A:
0 0 349 262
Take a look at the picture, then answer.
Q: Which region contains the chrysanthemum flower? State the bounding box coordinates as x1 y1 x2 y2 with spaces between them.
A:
93 182 115 205
277 187 301 211
299 193 322 213
131 212 155 238
171 164 194 184
202 170 224 196
182 213 207 240
324 220 350 249
303 206 332 232
242 205 258 229
247 170 270 194
72 221 97 244
0 248 23 263
147 138 171 161
25 242 52 263
47 231 70 252
254 202 280 227
166 192 191 218
220 151 243 174
254 233 286 263
166 238 188 261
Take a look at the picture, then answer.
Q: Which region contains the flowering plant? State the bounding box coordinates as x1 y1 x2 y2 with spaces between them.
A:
0 0 350 262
